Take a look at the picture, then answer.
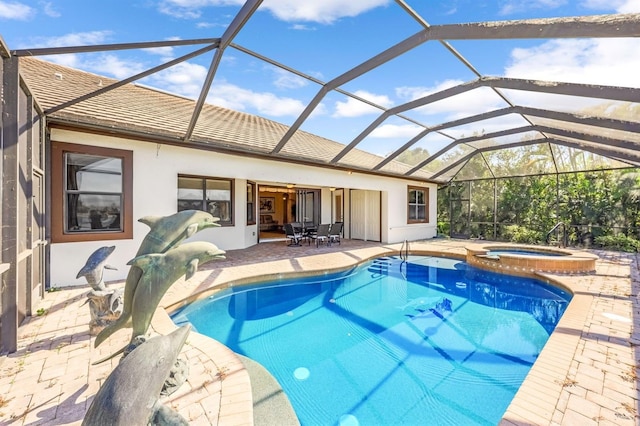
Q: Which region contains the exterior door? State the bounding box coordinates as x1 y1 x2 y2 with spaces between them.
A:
296 189 320 225
333 189 343 223
350 190 381 241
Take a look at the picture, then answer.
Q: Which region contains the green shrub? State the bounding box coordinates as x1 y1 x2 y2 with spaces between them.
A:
594 234 640 252
437 221 450 236
502 225 542 244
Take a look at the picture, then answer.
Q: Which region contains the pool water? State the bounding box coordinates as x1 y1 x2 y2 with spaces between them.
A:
172 256 571 425
486 249 566 257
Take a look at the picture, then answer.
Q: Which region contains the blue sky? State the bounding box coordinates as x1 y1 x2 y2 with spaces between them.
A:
1 0 638 159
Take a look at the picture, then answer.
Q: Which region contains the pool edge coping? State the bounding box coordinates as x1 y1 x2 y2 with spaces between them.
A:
153 241 603 425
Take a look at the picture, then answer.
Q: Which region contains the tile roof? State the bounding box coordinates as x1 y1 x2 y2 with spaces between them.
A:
19 57 430 180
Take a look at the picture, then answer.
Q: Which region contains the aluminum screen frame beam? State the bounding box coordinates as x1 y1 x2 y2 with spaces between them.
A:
183 0 262 141
374 105 640 171
431 137 640 180
334 76 640 165
11 38 221 57
272 13 639 156
425 13 640 40
42 43 220 115
406 124 639 177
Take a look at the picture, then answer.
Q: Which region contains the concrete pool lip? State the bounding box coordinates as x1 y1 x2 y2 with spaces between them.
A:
465 243 599 276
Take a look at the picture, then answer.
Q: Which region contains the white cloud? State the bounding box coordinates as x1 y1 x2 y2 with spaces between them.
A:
396 80 506 121
499 0 567 15
196 22 215 28
40 1 60 17
0 1 33 19
581 0 639 12
333 90 393 117
143 45 176 59
445 114 533 139
149 61 209 98
208 82 307 116
148 61 306 117
142 38 183 60
617 0 640 12
498 32 640 113
84 55 146 80
272 68 308 90
23 31 114 69
370 123 423 138
504 38 640 88
158 0 242 19
157 0 389 24
263 0 390 24
28 31 113 48
290 24 315 30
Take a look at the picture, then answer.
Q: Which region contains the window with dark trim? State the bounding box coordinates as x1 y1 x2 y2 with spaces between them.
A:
51 142 133 243
408 186 429 223
246 181 256 225
178 175 234 226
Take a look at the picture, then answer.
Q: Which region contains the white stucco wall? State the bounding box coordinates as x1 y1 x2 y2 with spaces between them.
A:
49 129 437 287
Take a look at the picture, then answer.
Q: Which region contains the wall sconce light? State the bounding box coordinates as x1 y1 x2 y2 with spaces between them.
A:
286 183 294 188
329 187 336 192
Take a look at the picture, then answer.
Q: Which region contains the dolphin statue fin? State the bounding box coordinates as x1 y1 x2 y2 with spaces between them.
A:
104 264 118 271
92 344 126 365
185 259 200 280
127 253 163 271
138 216 162 228
185 223 199 238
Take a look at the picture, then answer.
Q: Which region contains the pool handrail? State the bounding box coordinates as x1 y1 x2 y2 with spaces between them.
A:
399 239 409 260
546 222 568 247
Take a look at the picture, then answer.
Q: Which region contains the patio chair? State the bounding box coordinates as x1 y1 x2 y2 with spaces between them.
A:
309 223 331 247
284 223 303 246
329 222 343 245
303 221 317 242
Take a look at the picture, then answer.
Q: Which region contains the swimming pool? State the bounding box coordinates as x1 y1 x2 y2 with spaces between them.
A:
172 255 571 425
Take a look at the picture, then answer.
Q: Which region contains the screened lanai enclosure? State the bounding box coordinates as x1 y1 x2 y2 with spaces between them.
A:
3 2 638 184
1 0 640 352
437 168 640 250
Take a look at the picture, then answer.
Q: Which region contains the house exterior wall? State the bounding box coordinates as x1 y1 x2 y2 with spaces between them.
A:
49 128 437 287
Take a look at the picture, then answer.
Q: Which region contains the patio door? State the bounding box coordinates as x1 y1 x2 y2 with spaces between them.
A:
295 189 320 225
332 189 344 224
350 190 381 241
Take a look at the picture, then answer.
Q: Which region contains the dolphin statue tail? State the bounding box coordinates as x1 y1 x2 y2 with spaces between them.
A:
93 311 132 348
92 344 126 365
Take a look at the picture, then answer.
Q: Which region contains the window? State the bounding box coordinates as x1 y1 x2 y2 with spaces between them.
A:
408 186 429 223
178 175 233 226
51 142 133 242
246 181 256 225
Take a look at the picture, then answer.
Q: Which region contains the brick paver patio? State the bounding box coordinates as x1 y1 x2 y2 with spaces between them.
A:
0 239 638 425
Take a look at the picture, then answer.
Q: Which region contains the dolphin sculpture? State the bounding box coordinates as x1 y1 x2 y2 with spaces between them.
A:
93 241 225 364
76 246 117 291
82 325 192 426
94 210 219 348
127 241 225 343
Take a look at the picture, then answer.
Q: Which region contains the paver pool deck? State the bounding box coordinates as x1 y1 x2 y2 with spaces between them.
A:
0 238 638 425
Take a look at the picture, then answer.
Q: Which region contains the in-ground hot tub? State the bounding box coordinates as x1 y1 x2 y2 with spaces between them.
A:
466 243 598 276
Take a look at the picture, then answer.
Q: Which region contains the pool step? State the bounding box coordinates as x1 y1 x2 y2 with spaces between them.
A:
368 257 396 277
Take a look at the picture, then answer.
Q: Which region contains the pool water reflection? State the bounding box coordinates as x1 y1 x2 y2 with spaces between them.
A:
172 256 571 425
